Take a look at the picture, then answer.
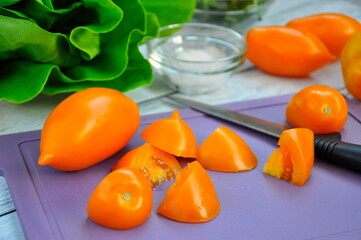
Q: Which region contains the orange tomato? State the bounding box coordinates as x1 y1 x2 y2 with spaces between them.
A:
157 161 220 223
140 110 197 158
111 143 182 187
246 26 336 77
340 31 361 100
87 167 152 230
263 128 314 187
38 87 140 171
287 13 361 57
286 85 348 134
197 126 257 172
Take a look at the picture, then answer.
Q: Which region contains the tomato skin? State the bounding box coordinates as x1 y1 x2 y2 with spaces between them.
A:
287 13 361 57
263 128 314 187
286 85 348 134
140 110 197 158
246 26 336 77
157 161 220 223
111 143 181 187
87 167 152 230
38 87 140 171
340 31 361 100
197 126 257 172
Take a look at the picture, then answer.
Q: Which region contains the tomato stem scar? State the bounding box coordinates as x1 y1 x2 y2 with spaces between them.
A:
123 192 131 200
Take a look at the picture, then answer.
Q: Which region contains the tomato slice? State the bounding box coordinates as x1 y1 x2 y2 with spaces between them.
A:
197 126 257 172
87 167 152 230
157 161 221 223
140 110 197 158
263 128 314 186
111 143 181 187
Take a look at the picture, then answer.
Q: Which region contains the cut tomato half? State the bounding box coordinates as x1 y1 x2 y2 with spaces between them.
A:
197 126 257 172
111 143 181 187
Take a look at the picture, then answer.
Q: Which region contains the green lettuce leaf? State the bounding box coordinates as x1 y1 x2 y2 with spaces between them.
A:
0 0 195 103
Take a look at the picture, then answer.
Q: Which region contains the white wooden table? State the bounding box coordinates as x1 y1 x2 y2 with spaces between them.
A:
1 0 360 239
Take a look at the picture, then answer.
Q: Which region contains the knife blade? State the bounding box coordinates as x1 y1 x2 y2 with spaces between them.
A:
167 95 361 174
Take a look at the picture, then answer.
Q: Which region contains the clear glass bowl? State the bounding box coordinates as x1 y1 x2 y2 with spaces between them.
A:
147 23 246 95
193 0 274 33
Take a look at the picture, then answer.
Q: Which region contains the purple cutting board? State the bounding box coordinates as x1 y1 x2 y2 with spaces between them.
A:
1 94 361 240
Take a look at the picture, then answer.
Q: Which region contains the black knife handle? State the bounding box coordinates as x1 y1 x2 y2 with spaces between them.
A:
314 133 361 173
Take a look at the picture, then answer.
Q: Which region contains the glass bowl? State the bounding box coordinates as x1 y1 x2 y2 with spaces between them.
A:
193 0 274 33
147 23 246 95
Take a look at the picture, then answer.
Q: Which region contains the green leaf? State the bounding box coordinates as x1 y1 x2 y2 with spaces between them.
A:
0 0 195 103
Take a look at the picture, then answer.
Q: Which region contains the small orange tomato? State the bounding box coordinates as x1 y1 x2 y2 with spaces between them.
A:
197 126 257 172
287 13 361 57
140 110 197 158
38 87 140 171
246 26 336 77
157 161 220 223
111 143 181 187
263 128 314 187
286 85 348 134
340 31 361 100
87 167 152 230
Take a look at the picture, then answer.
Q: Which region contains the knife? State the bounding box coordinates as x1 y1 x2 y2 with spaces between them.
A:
167 95 361 174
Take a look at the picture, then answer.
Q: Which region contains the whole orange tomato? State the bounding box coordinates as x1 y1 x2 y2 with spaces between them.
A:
287 13 361 57
286 85 348 134
197 126 257 172
263 128 314 187
340 31 361 100
87 167 153 230
246 26 336 77
38 87 140 171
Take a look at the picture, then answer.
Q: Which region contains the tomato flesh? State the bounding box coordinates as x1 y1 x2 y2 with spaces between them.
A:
111 143 181 187
263 128 314 186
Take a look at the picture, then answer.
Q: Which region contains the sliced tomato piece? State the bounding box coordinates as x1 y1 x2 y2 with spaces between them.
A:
157 161 221 223
140 110 197 158
87 167 152 230
111 143 181 187
263 128 314 186
197 126 257 172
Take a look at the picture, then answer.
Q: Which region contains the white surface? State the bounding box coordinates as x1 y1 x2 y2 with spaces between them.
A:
1 0 361 239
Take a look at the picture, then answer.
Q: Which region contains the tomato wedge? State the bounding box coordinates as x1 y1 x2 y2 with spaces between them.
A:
157 161 221 223
197 126 257 172
140 110 197 158
263 128 314 187
87 167 152 230
111 143 181 187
